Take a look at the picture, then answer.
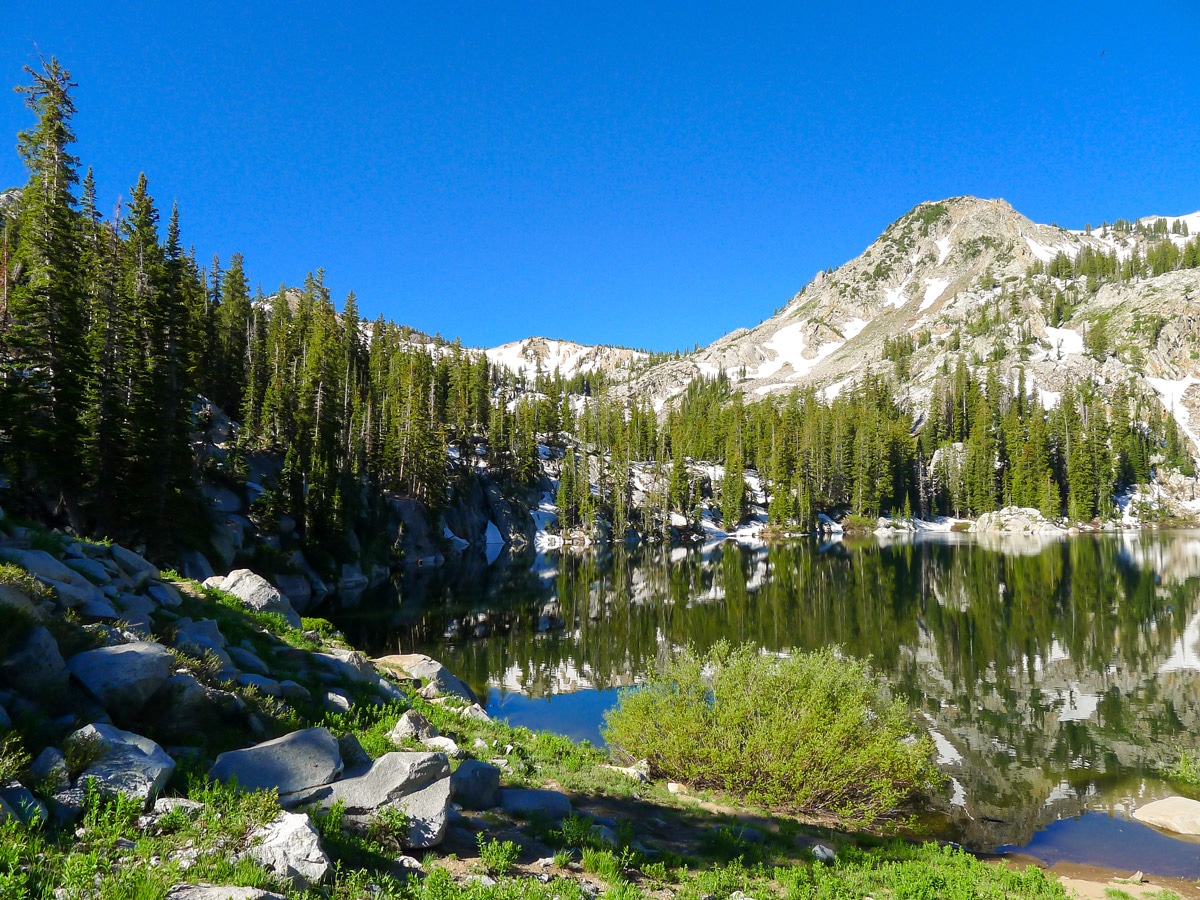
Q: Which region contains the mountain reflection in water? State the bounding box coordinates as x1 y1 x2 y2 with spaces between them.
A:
330 531 1200 850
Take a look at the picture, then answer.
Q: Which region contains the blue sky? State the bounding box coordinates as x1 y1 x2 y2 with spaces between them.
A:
4 3 1200 352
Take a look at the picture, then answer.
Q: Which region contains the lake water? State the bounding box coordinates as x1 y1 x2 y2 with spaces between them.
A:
330 531 1200 870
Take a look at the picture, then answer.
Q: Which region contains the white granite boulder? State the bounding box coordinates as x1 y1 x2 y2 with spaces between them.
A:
67 641 173 717
70 723 175 807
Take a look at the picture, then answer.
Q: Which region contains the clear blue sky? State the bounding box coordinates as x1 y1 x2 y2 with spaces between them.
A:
4 2 1200 352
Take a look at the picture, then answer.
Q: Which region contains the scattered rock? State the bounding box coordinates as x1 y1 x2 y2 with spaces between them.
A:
70 723 176 807
498 788 572 822
237 674 283 696
67 641 174 718
153 797 204 818
602 763 648 783
667 782 687 794
1132 796 1200 836
246 811 330 889
30 747 70 792
149 673 243 741
278 680 311 702
323 690 352 713
390 709 439 743
313 648 379 686
166 886 286 900
281 751 451 848
227 646 269 675
219 570 302 629
209 727 343 795
422 735 463 758
451 760 500 810
110 545 160 580
812 844 836 864
147 582 183 608
0 783 48 825
457 703 491 722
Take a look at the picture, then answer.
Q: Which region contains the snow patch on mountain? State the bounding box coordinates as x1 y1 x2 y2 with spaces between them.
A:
487 337 646 380
1147 375 1200 451
919 278 950 312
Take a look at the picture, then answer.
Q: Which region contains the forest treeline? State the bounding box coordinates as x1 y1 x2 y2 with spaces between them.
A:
0 60 1191 562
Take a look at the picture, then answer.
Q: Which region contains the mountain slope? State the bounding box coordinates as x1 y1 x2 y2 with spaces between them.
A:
620 197 1200 442
485 336 648 380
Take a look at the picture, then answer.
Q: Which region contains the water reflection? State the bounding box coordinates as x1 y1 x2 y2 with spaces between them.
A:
331 532 1200 849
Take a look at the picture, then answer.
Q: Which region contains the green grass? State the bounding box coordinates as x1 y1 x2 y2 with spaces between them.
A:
1168 748 1200 788
603 642 941 828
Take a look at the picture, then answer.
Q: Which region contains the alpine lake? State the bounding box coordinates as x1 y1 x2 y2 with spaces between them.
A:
328 530 1200 877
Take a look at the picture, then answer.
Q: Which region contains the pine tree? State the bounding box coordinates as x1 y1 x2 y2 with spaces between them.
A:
5 57 87 527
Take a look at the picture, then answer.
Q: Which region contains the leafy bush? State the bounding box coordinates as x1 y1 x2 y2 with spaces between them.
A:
602 642 940 827
477 835 520 876
1169 748 1200 787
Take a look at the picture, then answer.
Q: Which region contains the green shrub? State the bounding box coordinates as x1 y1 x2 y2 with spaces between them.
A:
0 734 30 783
1169 749 1200 787
602 642 940 827
477 835 520 876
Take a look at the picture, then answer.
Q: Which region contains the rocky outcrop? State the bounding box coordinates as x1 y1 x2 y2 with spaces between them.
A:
972 507 1065 535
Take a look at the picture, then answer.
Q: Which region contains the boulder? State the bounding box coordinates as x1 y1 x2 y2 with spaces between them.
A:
323 690 352 713
0 626 68 697
178 550 215 583
237 674 282 696
337 734 372 769
67 641 173 718
70 723 175 807
450 760 501 810
458 703 491 723
1132 796 1200 836
0 783 48 825
498 788 572 821
227 647 269 675
0 583 38 616
220 570 302 629
166 887 286 900
313 648 379 686
109 545 160 580
423 736 463 758
148 673 244 741
281 751 451 848
278 680 311 702
373 654 477 704
209 727 343 795
245 811 330 889
1 548 86 588
390 710 438 743
30 747 70 792
43 577 105 608
65 557 111 585
153 797 204 818
147 582 183 608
